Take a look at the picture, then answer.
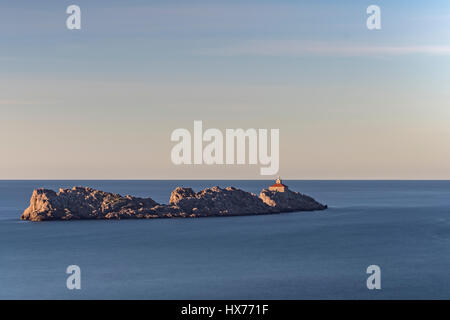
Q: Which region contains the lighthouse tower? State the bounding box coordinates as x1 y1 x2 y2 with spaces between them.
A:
268 177 288 192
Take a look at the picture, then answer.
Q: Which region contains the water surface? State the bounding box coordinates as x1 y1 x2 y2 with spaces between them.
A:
1 180 449 299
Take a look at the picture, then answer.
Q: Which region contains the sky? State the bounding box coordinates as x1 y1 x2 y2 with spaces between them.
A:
1 0 450 179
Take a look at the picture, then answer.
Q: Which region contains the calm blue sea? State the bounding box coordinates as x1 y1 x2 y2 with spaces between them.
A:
0 180 449 299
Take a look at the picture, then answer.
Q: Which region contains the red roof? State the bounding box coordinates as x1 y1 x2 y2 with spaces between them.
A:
270 183 286 188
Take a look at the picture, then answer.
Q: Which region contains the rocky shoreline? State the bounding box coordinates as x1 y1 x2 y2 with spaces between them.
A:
20 184 327 221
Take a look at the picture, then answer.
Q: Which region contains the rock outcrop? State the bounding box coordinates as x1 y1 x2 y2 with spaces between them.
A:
20 187 160 221
169 186 275 216
259 189 327 212
21 185 327 221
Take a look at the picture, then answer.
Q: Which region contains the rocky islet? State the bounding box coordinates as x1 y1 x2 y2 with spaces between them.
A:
20 181 327 221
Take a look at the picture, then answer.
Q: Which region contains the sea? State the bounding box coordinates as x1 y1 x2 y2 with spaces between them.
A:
0 180 449 299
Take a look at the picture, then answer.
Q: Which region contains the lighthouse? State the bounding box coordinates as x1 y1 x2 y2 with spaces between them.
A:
268 177 288 192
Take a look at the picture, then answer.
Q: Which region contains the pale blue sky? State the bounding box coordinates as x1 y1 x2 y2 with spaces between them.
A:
1 1 450 179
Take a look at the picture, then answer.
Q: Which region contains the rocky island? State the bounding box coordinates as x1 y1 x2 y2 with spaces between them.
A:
20 179 327 221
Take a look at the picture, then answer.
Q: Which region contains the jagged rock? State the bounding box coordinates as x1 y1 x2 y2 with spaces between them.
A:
21 184 327 221
259 189 327 212
169 186 275 216
20 187 159 221
169 187 196 205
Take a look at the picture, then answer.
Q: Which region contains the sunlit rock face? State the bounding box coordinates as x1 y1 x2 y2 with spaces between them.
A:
21 185 327 221
259 189 327 212
20 187 159 221
169 186 275 216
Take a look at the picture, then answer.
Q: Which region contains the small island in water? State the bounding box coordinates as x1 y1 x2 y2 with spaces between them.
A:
20 178 327 221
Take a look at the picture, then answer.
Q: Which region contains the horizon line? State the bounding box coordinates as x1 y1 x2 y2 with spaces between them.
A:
1 179 450 181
